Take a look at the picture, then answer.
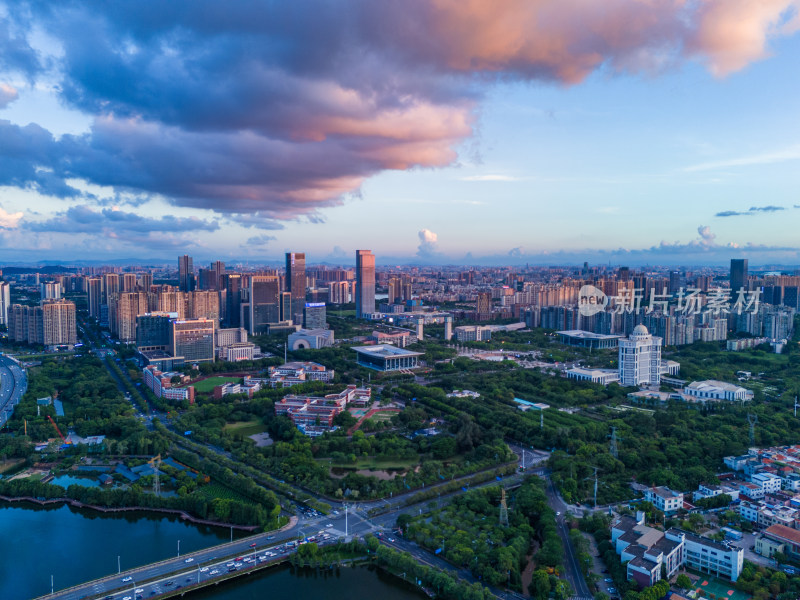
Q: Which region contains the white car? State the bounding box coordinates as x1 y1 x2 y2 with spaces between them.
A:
135 589 144 594
200 567 209 573
184 557 194 563
122 577 133 582
210 569 220 575
326 523 334 528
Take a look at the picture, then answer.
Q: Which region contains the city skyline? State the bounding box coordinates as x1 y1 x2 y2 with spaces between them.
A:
0 2 799 265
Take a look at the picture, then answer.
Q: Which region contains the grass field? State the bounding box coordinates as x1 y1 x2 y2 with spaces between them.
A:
325 456 419 470
192 376 242 393
368 411 396 422
223 419 268 437
197 482 254 504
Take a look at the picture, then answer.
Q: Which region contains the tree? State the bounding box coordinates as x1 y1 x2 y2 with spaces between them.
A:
676 574 692 590
530 569 551 600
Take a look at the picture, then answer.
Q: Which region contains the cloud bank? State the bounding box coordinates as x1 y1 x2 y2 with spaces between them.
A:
0 0 798 225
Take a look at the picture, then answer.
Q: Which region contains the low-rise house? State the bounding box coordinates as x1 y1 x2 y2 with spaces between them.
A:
644 486 684 514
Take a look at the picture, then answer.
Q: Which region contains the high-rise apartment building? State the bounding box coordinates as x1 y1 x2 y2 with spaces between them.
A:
103 273 120 305
122 273 137 292
388 277 401 304
9 299 79 347
286 252 306 324
113 292 149 342
178 255 194 292
140 272 153 292
475 292 492 319
86 277 102 318
40 281 62 300
355 250 375 318
0 282 10 325
731 259 749 293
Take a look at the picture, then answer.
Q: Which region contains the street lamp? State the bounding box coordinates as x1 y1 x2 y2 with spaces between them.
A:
177 539 181 557
117 555 121 574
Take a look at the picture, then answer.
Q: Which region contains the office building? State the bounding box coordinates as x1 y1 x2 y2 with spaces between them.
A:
170 318 215 363
136 312 174 351
223 273 242 328
0 282 9 325
248 275 280 334
286 252 306 323
475 292 492 320
279 291 292 322
730 259 748 293
303 302 327 329
618 324 663 386
355 250 375 318
178 255 194 292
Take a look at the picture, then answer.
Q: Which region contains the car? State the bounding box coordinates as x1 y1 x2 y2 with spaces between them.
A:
228 566 237 572
184 557 194 563
608 588 617 593
186 577 193 582
210 569 220 575
164 581 174 587
200 567 209 573
123 597 132 600
226 562 235 567
326 523 334 528
388 537 396 542
122 576 133 582
604 578 613 583
556 511 561 516
135 589 144 594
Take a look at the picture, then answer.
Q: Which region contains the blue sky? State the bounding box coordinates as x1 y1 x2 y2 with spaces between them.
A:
0 1 799 266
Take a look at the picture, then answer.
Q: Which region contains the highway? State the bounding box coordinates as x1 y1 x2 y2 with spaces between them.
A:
0 353 27 428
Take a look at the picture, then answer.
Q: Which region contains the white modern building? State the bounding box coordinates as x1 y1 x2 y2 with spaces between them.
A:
619 325 663 387
566 367 620 385
644 486 684 514
288 328 335 350
683 380 753 403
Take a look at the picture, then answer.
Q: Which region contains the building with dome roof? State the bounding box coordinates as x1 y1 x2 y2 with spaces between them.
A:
619 324 663 386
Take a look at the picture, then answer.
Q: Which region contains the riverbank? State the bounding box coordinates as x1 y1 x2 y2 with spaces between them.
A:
0 494 260 530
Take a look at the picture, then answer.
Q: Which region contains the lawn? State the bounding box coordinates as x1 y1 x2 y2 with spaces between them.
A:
324 456 420 470
197 482 255 504
191 376 242 393
223 419 268 437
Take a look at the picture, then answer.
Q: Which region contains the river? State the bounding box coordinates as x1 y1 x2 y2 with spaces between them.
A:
0 501 423 600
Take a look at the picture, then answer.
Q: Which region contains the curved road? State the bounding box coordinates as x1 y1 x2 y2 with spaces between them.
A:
0 354 27 428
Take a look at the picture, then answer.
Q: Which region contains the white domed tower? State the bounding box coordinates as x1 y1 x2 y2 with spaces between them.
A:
619 324 663 386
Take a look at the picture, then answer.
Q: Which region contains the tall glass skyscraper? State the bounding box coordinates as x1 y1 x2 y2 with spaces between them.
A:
355 250 375 318
730 259 748 293
285 252 306 324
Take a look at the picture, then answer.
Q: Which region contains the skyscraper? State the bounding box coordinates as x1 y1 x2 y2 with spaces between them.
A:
285 252 306 323
730 259 749 293
249 275 280 334
170 318 215 363
618 324 663 386
355 250 375 318
0 282 9 326
178 255 194 292
223 273 242 328
86 277 102 318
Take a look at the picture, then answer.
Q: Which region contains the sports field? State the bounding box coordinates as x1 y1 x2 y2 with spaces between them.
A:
691 575 750 600
192 376 242 393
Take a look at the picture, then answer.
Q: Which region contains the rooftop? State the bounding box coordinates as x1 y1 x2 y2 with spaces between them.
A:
556 330 622 340
352 345 423 358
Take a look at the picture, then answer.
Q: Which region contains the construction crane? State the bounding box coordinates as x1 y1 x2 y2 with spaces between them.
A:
47 415 70 445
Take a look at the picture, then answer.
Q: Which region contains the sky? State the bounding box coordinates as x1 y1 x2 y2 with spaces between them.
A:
0 0 799 267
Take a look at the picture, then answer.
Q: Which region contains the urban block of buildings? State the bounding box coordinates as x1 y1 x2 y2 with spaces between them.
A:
274 385 371 436
142 365 195 403
611 513 743 587
267 361 334 388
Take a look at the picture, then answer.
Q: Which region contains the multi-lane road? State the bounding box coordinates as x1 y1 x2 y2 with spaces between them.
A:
0 353 27 428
